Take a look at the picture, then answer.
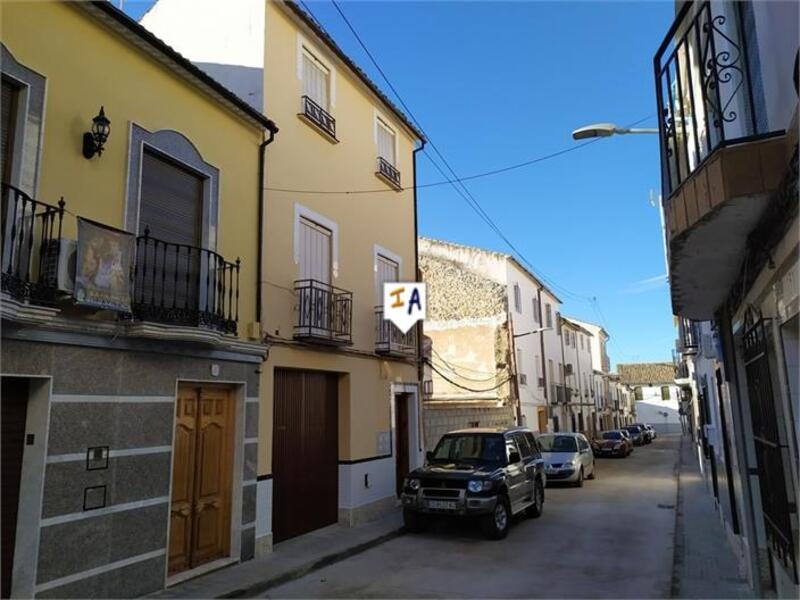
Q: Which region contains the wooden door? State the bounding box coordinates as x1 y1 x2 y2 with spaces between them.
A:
169 385 233 575
1 378 28 599
273 370 338 543
537 408 548 433
395 394 410 497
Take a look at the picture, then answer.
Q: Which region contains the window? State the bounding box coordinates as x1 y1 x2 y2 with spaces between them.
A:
506 438 521 463
525 433 542 459
517 348 526 384
548 360 554 387
534 354 540 382
376 117 396 166
634 386 643 401
1 76 19 182
532 299 540 324
556 312 562 335
661 386 671 401
375 252 399 303
545 304 552 328
580 335 584 350
302 48 330 109
298 217 333 283
513 433 532 459
513 283 522 313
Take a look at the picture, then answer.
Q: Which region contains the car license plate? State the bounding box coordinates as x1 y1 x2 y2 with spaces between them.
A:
427 500 456 510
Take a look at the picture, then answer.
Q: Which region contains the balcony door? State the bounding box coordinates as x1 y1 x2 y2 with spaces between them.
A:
1 76 19 184
137 151 204 316
298 217 333 336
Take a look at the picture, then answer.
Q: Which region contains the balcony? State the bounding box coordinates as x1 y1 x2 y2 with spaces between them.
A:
376 157 401 190
299 95 337 141
1 185 241 335
375 307 416 357
131 229 240 335
655 1 791 319
677 317 698 354
294 279 352 345
551 384 570 405
1 184 65 305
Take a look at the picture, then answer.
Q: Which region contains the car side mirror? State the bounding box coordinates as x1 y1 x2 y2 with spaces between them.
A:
425 451 433 462
508 451 521 464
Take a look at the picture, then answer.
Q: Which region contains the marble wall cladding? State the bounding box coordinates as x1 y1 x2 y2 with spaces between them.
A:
240 527 255 562
245 401 259 438
243 442 258 481
36 555 166 599
242 484 256 525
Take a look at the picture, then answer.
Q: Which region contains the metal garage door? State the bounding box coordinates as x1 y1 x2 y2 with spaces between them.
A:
273 369 338 543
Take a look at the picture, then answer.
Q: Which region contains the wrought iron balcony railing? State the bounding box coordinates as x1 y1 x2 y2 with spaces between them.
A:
300 95 336 140
376 157 401 189
375 307 416 357
132 228 240 334
551 383 570 405
654 1 779 198
678 317 698 353
1 183 65 305
294 279 352 345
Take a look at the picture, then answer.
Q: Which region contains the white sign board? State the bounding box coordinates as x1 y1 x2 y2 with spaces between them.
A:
383 282 426 334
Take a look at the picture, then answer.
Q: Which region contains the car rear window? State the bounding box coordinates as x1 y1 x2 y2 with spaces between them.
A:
602 431 622 440
537 435 578 452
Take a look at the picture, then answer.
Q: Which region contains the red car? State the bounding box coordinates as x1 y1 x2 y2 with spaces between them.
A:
592 430 633 458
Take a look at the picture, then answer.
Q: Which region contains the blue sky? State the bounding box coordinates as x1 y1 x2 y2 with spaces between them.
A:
123 0 677 368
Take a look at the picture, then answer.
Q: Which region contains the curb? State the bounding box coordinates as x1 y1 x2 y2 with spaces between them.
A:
218 527 405 598
669 434 686 598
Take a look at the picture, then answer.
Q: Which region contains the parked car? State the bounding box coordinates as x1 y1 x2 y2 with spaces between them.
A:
631 422 653 443
401 427 546 539
592 430 633 457
536 432 596 487
644 424 657 440
623 425 646 446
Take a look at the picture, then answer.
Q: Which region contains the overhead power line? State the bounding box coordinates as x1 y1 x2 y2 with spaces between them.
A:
426 359 514 393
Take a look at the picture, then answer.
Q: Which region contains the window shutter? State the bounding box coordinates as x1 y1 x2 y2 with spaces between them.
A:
298 217 332 284
1 78 19 182
376 119 396 165
375 253 399 303
303 51 329 109
139 151 203 245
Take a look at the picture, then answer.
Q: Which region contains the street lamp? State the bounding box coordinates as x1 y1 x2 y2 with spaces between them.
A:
513 326 552 339
571 122 658 140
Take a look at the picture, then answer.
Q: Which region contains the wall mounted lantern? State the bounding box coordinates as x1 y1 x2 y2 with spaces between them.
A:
82 106 111 159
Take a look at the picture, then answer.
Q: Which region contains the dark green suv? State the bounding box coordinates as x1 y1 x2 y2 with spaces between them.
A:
400 426 546 539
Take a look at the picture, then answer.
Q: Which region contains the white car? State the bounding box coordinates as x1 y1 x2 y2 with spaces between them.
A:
536 432 596 487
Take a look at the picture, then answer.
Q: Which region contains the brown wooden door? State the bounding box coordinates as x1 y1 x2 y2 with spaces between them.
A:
395 394 409 497
169 385 233 575
537 408 548 433
1 378 28 599
273 370 338 543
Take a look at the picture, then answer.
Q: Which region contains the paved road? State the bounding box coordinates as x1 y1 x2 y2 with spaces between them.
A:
267 435 681 598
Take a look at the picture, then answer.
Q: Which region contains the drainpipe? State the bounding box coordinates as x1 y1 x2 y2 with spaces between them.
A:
559 317 568 431
413 139 425 385
256 123 278 327
574 328 583 432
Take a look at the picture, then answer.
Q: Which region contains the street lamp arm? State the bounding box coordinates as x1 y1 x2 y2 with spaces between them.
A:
571 122 659 140
614 127 660 135
513 326 553 338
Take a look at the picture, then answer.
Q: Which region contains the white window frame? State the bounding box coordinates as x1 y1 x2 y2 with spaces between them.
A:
374 110 399 166
532 298 540 324
294 203 339 279
296 34 336 109
374 243 402 301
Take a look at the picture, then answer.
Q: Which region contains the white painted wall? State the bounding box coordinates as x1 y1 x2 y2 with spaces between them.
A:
140 0 265 110
634 384 682 432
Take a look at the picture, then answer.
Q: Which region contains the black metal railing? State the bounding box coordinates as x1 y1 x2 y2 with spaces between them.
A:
131 228 240 334
551 384 569 405
294 279 352 344
742 309 798 582
301 95 336 140
376 157 401 188
1 183 65 304
674 351 690 379
375 307 416 356
654 1 777 198
679 317 699 353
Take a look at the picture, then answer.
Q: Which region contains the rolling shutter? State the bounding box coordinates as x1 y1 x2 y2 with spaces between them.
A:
1 78 19 183
376 118 396 166
298 217 331 284
302 51 329 110
139 151 203 245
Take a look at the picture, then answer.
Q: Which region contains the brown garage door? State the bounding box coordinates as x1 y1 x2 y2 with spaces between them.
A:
273 370 338 543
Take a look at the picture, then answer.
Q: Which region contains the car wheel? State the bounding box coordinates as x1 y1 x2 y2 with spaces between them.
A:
575 467 584 487
526 479 544 519
402 508 428 533
587 463 596 479
481 496 510 540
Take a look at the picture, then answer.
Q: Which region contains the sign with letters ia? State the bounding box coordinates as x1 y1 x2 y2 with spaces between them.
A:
383 282 426 334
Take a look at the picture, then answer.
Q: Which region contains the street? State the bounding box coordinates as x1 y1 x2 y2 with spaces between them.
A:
267 435 681 599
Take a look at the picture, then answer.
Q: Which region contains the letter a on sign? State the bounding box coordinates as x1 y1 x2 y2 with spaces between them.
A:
383 282 426 334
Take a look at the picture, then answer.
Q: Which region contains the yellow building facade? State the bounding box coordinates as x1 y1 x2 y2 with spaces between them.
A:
1 1 276 596
141 0 425 554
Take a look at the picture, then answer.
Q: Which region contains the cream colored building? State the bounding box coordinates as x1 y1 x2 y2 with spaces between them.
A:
142 0 425 552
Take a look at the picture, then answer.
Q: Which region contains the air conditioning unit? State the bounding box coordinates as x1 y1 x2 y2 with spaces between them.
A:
518 373 528 385
41 238 77 293
564 364 573 376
